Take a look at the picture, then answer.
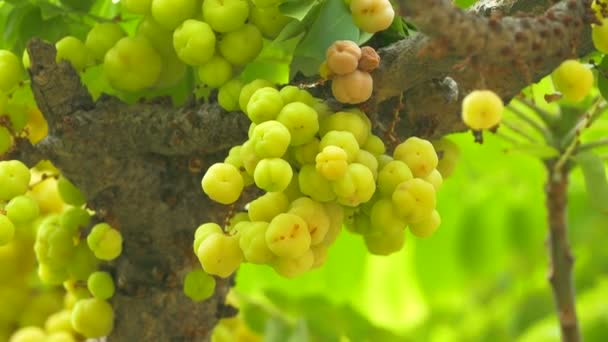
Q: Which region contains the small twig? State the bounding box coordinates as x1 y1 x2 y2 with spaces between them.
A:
561 97 604 149
508 105 553 143
576 138 608 153
491 130 523 145
554 140 581 177
500 119 540 144
514 98 558 125
545 163 580 342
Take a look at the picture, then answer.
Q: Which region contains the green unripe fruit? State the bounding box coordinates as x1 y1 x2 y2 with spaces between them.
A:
71 298 114 338
151 0 197 30
122 0 152 13
87 223 123 261
85 23 126 62
193 223 223 253
253 158 293 192
247 87 284 123
202 0 250 33
184 269 216 301
239 221 276 263
0 215 15 246
173 20 216 66
104 37 162 92
55 36 90 72
201 163 244 204
239 79 274 113
0 160 31 200
276 102 319 146
218 79 244 111
87 271 115 300
6 195 39 224
409 210 441 238
0 50 23 92
197 233 243 278
219 24 263 65
57 177 86 206
250 6 292 39
0 127 11 155
265 213 311 258
251 120 291 158
198 55 232 87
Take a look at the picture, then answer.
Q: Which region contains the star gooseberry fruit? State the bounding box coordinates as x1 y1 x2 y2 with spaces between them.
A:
461 90 504 130
551 59 593 103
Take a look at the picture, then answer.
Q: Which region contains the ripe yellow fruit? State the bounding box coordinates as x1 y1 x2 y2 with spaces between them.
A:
350 0 395 33
26 107 48 144
551 60 594 102
592 18 608 53
331 70 373 104
461 90 504 130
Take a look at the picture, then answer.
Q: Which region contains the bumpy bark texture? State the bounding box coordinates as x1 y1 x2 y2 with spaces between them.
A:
15 0 595 341
25 39 248 342
373 0 594 139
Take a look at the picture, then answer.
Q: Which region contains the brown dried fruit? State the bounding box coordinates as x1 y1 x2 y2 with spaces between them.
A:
326 40 361 75
331 70 373 104
358 46 380 72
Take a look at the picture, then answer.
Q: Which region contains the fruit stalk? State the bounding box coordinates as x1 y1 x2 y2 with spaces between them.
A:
545 163 580 342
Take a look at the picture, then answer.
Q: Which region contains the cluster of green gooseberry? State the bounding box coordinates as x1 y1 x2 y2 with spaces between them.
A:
0 160 122 340
38 0 294 93
186 80 459 301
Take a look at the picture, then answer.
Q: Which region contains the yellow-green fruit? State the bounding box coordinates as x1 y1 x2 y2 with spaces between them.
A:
201 163 244 204
551 60 594 102
409 210 441 238
196 233 243 278
71 298 114 338
461 90 504 130
272 249 314 278
265 213 311 258
350 0 395 33
8 326 46 342
593 18 608 53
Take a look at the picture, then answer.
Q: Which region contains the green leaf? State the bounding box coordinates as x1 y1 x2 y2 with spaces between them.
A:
505 144 560 159
37 2 65 20
265 317 293 342
597 55 608 101
287 320 310 342
280 0 318 21
357 31 373 45
290 0 359 77
2 3 34 50
455 0 478 8
573 151 608 213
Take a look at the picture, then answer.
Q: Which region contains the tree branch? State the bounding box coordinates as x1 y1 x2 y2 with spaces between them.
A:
373 0 595 139
545 164 580 342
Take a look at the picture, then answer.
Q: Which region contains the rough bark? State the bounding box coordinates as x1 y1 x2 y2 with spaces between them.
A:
373 0 594 139
13 0 596 340
545 164 580 341
26 40 248 342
